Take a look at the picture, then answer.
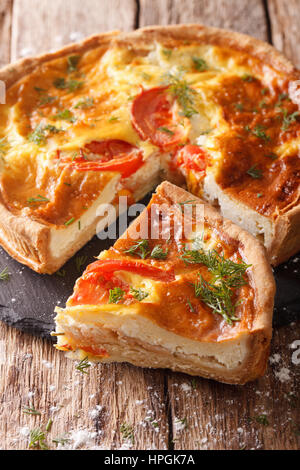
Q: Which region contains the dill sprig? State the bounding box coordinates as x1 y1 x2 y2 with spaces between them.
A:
75 255 88 272
67 55 80 73
120 423 135 444
52 435 71 447
192 57 209 71
194 275 240 325
109 287 125 304
247 165 263 179
0 267 10 281
124 239 150 259
23 404 41 416
27 195 50 204
28 123 63 145
74 97 94 109
181 248 251 324
130 287 149 301
28 428 49 450
165 72 198 118
75 356 91 374
281 109 299 131
150 245 168 260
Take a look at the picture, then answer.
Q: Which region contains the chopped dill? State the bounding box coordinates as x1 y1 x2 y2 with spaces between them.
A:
75 356 91 374
109 287 125 304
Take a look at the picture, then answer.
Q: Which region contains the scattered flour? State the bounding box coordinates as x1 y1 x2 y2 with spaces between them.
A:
275 367 291 383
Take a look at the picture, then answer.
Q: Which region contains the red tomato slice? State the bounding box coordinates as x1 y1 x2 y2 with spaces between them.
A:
131 86 190 150
84 259 175 283
61 140 143 178
174 145 207 176
68 259 175 306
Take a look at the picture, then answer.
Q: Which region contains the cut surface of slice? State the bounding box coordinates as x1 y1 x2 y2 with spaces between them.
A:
54 181 275 384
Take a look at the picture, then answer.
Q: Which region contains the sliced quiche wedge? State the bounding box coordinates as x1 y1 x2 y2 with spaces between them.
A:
54 182 275 384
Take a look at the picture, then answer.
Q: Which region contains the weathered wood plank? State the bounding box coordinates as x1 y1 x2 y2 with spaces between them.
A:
139 0 268 40
11 0 137 61
268 0 300 67
0 0 13 67
168 322 300 450
0 322 169 450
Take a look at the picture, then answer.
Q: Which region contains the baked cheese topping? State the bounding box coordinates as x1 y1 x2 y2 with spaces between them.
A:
64 192 254 344
0 40 299 227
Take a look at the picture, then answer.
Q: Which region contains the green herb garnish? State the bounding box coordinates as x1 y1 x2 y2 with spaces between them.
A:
254 414 269 426
150 245 168 260
177 199 197 212
109 287 125 304
130 287 149 301
52 435 71 447
75 255 87 272
75 356 91 374
234 103 244 111
158 126 174 135
186 299 195 313
192 57 209 71
281 110 299 131
108 116 119 122
120 423 135 444
64 217 75 226
53 77 83 92
242 74 255 82
46 419 53 432
266 152 277 160
0 267 10 281
28 428 49 450
194 275 240 325
124 239 150 259
27 195 50 204
28 124 63 145
67 55 80 73
23 404 41 416
252 124 271 142
247 165 262 179
74 97 94 109
162 49 172 59
56 269 66 278
53 109 76 122
165 72 198 118
182 248 250 324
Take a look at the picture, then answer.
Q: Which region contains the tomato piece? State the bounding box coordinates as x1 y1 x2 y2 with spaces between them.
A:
131 86 190 150
68 259 175 306
174 145 207 176
84 259 175 283
61 139 143 178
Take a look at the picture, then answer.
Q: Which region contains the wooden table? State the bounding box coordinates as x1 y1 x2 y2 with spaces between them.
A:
0 0 299 450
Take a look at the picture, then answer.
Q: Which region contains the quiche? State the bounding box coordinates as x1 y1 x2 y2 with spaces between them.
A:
0 25 299 273
54 181 275 384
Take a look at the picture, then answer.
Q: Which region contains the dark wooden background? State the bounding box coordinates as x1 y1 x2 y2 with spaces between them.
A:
0 0 299 450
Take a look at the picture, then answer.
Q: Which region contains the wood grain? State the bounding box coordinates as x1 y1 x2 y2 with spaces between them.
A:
168 323 300 450
268 0 300 67
11 0 137 61
0 0 299 451
0 0 13 67
139 0 268 40
0 321 169 450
